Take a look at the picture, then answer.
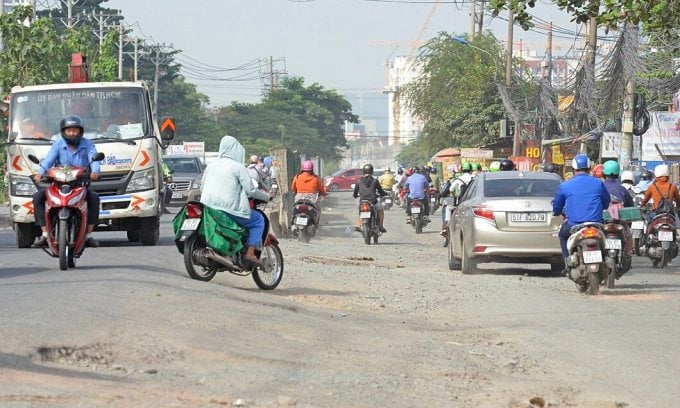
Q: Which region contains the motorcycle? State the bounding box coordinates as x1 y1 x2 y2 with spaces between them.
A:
565 222 611 295
410 198 429 234
631 191 646 255
28 152 105 270
292 195 319 243
602 199 634 288
174 200 284 290
428 187 439 215
381 191 394 211
644 210 678 268
358 200 381 245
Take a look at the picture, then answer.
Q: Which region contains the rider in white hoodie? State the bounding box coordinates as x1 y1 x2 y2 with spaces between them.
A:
201 135 270 266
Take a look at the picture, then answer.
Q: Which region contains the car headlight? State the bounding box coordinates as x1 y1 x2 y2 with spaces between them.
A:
126 168 156 192
192 180 202 189
9 174 38 196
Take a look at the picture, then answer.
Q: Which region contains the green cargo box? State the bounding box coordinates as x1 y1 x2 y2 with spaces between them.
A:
603 207 643 221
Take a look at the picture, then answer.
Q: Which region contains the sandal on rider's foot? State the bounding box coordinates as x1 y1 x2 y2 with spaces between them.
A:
34 235 48 247
354 226 362 232
243 256 263 268
379 226 387 233
85 237 100 248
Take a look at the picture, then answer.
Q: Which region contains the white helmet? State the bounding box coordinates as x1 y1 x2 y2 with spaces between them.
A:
654 164 670 178
620 170 635 184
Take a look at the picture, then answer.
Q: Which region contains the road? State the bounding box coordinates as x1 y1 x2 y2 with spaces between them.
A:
1 192 679 407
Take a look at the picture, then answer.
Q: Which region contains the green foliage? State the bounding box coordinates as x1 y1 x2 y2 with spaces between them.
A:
490 0 680 40
398 32 505 163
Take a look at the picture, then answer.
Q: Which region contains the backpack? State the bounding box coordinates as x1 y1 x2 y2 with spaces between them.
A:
652 182 676 214
452 177 470 205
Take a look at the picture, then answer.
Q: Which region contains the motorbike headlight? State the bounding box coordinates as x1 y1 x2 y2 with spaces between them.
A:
192 180 202 189
9 174 38 197
126 168 156 192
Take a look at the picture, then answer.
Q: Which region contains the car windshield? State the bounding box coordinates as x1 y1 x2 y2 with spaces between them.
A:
484 178 559 198
330 169 345 177
9 88 149 142
165 158 200 174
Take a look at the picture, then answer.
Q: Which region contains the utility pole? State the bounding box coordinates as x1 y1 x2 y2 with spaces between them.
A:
469 0 476 38
153 47 161 118
270 56 275 92
547 22 553 84
506 13 521 156
117 22 123 80
621 23 638 170
133 37 138 81
67 0 73 28
32 0 37 20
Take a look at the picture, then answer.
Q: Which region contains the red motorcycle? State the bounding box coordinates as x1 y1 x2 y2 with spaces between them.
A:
28 153 105 270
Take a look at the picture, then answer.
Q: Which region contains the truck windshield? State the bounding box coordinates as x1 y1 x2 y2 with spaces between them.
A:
9 88 149 142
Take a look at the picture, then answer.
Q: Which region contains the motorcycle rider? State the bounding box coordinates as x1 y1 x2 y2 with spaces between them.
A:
543 162 558 175
201 135 271 267
429 166 441 191
290 160 327 223
32 115 101 247
620 170 637 193
592 163 605 180
247 154 264 186
552 154 611 274
602 160 634 255
449 162 474 206
640 164 680 224
353 163 388 233
378 167 396 192
636 169 653 192
405 166 430 223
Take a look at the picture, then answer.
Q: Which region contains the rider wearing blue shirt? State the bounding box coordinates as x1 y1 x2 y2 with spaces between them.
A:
405 167 430 221
32 115 101 247
553 154 611 263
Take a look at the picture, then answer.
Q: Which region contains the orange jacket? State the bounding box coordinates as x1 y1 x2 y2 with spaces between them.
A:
641 178 680 210
291 172 327 196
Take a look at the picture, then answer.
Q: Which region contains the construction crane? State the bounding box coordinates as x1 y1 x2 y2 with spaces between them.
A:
383 0 441 146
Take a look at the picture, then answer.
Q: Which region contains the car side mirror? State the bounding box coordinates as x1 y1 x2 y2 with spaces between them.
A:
92 152 105 162
27 154 40 164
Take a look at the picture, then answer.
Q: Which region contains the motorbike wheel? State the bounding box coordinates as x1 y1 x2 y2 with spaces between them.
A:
58 219 68 271
373 231 379 244
587 272 600 295
252 244 284 290
414 216 422 234
298 228 311 243
634 238 641 256
606 268 616 289
183 234 217 282
659 250 669 268
363 225 371 245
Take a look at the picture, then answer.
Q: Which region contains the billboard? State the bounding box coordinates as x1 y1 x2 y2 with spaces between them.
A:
641 112 680 161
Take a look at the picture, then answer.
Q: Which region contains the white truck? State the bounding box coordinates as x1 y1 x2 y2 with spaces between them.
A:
4 80 175 247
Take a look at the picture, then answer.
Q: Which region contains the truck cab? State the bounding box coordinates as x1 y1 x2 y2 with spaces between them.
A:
5 81 174 247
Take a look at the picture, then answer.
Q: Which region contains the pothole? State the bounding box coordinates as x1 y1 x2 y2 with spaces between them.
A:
32 343 114 367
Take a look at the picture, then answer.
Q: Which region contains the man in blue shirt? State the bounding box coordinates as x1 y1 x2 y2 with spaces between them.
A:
405 166 430 223
553 154 611 270
32 115 101 247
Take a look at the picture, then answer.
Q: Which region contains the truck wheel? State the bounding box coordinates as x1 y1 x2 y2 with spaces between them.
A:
16 223 37 248
127 229 141 242
140 217 159 246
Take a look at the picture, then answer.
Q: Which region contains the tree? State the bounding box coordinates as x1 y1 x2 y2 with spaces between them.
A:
262 77 358 161
489 0 680 41
398 33 505 163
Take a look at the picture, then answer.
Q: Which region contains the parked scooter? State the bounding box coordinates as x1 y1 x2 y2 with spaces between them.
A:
28 152 105 270
358 200 381 245
644 210 678 268
174 200 284 289
565 222 611 295
292 196 319 243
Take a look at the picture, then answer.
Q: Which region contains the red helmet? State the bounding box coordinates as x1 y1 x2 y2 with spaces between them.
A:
592 164 604 178
301 160 314 171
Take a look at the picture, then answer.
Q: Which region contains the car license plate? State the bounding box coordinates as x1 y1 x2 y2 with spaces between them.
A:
583 250 603 264
510 212 547 222
605 239 621 250
385 198 392 203
176 191 187 198
181 218 200 231
658 230 673 241
631 221 644 230
411 207 421 214
360 211 371 219
295 217 308 226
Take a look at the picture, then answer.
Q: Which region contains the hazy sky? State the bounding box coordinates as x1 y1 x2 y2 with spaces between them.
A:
106 0 578 107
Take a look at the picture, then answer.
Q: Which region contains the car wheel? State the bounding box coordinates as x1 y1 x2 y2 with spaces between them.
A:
448 232 461 270
461 240 477 275
329 183 339 192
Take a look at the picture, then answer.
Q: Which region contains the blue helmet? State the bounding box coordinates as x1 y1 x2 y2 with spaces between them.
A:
571 154 590 170
263 156 273 167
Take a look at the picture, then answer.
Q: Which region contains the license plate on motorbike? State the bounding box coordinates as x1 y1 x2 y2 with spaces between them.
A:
605 239 621 250
631 221 644 230
181 218 200 231
360 211 371 219
295 217 308 226
583 250 603 264
385 198 392 203
632 229 641 238
411 207 421 214
658 230 673 241
430 197 436 202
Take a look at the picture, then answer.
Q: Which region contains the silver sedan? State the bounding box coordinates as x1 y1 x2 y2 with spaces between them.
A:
447 171 563 274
